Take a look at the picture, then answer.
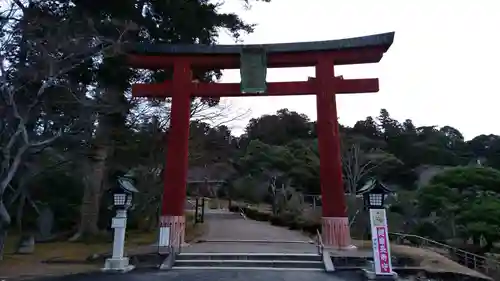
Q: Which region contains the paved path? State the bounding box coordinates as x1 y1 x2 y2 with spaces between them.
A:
183 209 317 253
37 269 363 281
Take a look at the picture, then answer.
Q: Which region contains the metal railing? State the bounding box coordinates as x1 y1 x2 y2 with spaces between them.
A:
238 205 248 219
316 229 324 255
389 232 500 277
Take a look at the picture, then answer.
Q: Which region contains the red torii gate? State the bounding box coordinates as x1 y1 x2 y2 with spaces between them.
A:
126 32 395 248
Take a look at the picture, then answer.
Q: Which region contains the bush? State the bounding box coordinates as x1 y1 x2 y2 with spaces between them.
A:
300 220 321 235
269 215 286 226
287 220 301 230
245 208 272 221
270 212 296 228
244 208 257 217
227 203 272 221
259 212 272 221
228 202 248 213
288 216 307 230
208 199 219 209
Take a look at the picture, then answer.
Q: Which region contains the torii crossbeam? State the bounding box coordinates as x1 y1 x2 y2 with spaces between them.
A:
125 32 395 249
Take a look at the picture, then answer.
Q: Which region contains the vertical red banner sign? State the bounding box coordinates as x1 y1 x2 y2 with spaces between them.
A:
369 209 393 275
375 226 391 273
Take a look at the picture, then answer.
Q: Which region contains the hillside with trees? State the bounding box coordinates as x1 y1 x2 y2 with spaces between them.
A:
225 109 500 254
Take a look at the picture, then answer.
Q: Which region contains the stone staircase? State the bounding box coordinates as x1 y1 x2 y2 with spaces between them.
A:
172 252 324 271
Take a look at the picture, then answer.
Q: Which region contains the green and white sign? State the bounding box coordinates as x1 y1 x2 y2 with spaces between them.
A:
240 46 267 93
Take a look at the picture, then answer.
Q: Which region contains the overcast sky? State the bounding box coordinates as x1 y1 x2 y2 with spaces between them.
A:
213 0 499 140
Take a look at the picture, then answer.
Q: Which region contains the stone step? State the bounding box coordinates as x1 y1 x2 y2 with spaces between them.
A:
172 253 324 270
171 266 324 271
176 252 322 262
173 259 324 270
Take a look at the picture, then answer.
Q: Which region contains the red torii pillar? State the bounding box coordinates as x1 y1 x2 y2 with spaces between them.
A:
315 59 351 248
126 32 394 248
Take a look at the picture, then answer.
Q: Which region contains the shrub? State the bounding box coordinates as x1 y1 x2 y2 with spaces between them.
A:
270 214 298 227
269 215 286 226
228 202 248 213
244 208 256 218
287 220 301 230
236 207 271 221
288 216 307 230
208 199 219 209
300 220 321 235
259 213 272 221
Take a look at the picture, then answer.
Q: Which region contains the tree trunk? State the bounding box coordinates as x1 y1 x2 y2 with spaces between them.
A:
71 85 127 241
71 144 109 241
0 200 10 260
450 217 456 237
0 228 7 261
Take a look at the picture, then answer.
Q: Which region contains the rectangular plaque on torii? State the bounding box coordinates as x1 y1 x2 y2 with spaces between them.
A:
240 46 267 94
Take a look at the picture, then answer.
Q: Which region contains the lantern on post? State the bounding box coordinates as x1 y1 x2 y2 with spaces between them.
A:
103 171 139 273
113 174 138 210
357 178 392 209
357 178 397 280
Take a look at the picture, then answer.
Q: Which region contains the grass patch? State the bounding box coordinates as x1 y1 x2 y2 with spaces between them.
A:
0 212 207 279
1 235 107 278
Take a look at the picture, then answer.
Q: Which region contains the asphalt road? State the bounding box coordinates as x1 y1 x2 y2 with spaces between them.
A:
34 269 366 281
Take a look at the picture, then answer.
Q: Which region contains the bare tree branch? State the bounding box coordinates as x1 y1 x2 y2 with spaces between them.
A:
342 143 396 195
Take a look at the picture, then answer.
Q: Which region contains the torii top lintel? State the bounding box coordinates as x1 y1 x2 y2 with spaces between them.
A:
125 32 395 69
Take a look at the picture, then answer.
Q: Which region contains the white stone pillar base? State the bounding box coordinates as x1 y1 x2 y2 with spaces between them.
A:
322 217 356 249
102 257 135 273
103 209 134 272
159 215 186 247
